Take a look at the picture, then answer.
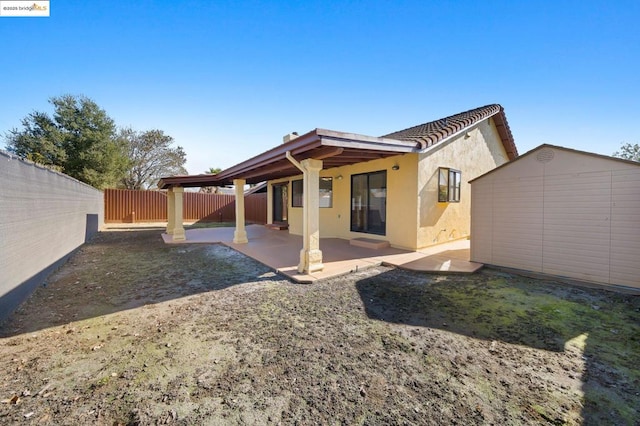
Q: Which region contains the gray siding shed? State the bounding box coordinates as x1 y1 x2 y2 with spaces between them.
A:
470 144 640 289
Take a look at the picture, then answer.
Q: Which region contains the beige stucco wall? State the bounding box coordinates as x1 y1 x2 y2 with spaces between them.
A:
275 154 420 249
415 118 510 249
331 153 419 249
471 146 640 288
267 117 509 250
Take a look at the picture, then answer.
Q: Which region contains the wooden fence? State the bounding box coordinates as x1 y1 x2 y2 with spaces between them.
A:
104 189 267 224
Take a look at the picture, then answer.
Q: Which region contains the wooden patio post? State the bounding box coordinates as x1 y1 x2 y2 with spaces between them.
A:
233 179 248 244
299 158 324 273
266 183 273 225
170 187 186 241
166 188 175 235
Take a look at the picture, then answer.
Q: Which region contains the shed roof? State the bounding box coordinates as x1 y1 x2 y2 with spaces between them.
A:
470 143 640 183
159 104 517 189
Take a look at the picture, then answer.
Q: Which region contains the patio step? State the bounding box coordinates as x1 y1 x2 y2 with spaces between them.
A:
349 238 390 250
265 222 289 230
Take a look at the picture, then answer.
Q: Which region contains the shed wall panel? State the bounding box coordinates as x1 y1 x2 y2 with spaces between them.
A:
542 171 612 283
488 176 544 271
470 146 640 289
610 169 640 287
470 179 493 263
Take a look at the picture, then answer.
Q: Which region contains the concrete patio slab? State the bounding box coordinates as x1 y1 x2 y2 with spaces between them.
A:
161 225 483 282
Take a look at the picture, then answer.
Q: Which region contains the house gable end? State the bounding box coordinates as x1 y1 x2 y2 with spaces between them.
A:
382 104 517 161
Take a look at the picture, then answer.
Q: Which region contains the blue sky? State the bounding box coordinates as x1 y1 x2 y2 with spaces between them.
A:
1 0 638 174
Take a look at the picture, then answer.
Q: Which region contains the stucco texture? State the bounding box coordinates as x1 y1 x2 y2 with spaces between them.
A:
416 118 509 249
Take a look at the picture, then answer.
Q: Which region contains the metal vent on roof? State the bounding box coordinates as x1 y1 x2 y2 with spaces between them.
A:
536 148 555 163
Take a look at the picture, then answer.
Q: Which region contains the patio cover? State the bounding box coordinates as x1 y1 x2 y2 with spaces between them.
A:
158 128 419 189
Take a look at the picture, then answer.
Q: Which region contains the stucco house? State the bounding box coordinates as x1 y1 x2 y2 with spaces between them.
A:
159 104 518 274
470 144 640 289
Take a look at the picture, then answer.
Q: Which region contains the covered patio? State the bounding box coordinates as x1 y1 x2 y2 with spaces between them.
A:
158 128 422 275
161 225 481 283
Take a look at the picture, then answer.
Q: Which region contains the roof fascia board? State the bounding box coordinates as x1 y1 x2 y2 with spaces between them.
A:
158 175 217 188
317 128 419 148
213 130 322 181
216 129 417 181
319 135 417 153
492 112 518 160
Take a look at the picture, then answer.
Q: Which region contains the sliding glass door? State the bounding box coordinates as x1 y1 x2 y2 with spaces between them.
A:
351 171 387 235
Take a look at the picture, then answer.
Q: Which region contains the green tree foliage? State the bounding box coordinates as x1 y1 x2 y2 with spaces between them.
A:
6 111 65 170
119 128 188 190
5 95 128 189
613 142 640 162
199 167 222 193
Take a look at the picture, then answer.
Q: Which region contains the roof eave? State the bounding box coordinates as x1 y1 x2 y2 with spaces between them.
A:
316 129 419 151
492 108 518 160
158 129 418 189
212 129 323 183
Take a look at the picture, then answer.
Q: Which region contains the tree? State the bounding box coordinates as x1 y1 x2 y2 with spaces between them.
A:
613 143 640 162
6 111 65 170
119 128 187 190
5 95 129 189
199 167 222 193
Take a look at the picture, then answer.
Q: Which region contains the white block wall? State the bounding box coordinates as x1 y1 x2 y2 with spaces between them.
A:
0 151 104 320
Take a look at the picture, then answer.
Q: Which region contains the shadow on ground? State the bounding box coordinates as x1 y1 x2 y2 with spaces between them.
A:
356 268 640 425
0 229 277 338
2 229 638 424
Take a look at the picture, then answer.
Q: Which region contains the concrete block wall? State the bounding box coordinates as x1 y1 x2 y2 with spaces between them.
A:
0 151 104 321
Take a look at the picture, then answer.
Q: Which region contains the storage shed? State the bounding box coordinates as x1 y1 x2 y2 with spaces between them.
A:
470 144 640 289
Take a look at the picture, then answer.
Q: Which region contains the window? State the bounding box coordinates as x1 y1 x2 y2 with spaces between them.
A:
351 171 387 235
290 177 333 208
291 179 303 207
319 177 333 208
438 168 461 202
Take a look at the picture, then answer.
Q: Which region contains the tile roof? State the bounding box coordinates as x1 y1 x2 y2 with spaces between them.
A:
382 104 518 159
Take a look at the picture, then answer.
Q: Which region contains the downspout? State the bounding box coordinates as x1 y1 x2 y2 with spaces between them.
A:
286 151 308 252
286 151 304 173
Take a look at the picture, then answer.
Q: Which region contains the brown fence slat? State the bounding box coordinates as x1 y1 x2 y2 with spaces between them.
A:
246 193 267 224
183 192 235 221
104 189 267 224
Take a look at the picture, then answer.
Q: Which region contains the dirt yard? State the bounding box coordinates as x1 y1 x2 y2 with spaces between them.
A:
1 229 638 425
